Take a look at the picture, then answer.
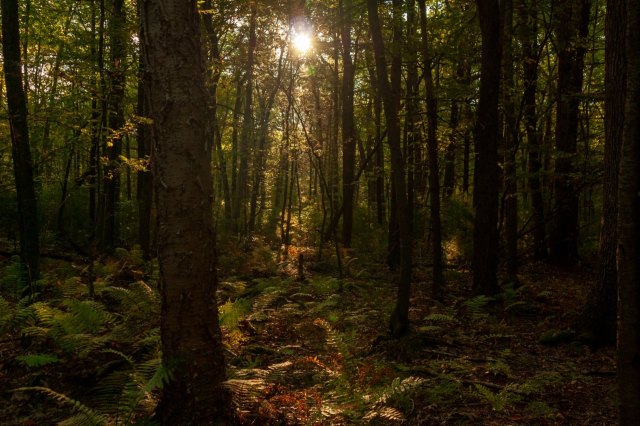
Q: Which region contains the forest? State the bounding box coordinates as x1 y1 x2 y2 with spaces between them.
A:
0 0 638 424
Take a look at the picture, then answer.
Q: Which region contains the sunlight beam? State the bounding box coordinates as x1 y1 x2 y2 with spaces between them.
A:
292 31 312 55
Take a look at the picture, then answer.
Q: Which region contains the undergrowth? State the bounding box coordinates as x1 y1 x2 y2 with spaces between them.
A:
0 243 614 424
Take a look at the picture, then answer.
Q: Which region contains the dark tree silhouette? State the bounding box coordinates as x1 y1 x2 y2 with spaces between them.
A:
1 0 40 286
472 0 501 295
141 0 234 422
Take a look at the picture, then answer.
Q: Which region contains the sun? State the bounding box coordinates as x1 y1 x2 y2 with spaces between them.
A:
292 31 312 55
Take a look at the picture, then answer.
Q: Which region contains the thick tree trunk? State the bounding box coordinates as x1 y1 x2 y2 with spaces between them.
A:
141 0 234 422
577 0 625 346
472 0 502 295
368 0 413 337
550 0 591 265
617 1 640 422
1 0 40 286
340 0 356 247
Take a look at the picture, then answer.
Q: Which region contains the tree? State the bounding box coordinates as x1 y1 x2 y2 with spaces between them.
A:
549 0 591 264
233 2 257 236
472 0 501 295
368 0 413 336
141 0 234 422
1 0 40 287
501 0 518 284
136 0 153 259
518 0 547 260
418 0 444 300
101 0 127 250
617 0 640 422
340 0 356 248
578 0 625 346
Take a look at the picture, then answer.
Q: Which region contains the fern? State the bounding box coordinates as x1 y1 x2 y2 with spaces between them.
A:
0 295 12 331
143 358 173 391
472 383 520 412
15 353 59 367
223 378 268 408
375 376 426 406
313 318 340 349
362 406 405 423
219 298 252 330
14 386 107 425
464 295 494 320
424 313 460 324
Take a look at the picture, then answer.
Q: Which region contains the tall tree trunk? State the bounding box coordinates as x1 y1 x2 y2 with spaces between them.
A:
136 0 153 259
473 0 501 295
518 0 547 260
577 0 625 346
102 0 126 250
442 94 459 199
203 0 232 223
419 0 444 300
1 0 40 285
340 0 356 247
233 3 257 235
368 0 413 337
365 50 386 226
617 1 640 421
249 49 285 233
501 0 518 283
88 0 105 232
550 0 591 264
141 0 234 422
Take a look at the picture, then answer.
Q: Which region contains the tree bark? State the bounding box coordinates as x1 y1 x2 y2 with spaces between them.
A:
419 0 444 300
472 0 501 295
501 0 518 283
577 0 625 346
518 0 547 260
368 0 413 337
233 3 257 235
340 0 356 247
617 1 640 422
136 0 153 259
1 0 40 285
550 0 591 265
141 0 234 422
101 0 126 250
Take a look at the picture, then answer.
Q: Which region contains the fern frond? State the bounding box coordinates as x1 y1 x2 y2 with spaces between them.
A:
376 376 426 406
101 348 134 365
363 406 405 423
143 358 172 391
223 378 267 408
424 313 460 324
15 353 59 368
464 295 494 319
313 318 340 349
14 387 107 425
0 295 12 327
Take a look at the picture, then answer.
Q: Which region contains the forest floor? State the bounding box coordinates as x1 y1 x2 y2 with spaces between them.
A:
0 242 616 425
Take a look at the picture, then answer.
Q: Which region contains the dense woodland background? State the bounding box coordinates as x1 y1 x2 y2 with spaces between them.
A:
1 0 639 424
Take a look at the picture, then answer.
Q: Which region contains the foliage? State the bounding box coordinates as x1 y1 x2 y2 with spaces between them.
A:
15 353 60 367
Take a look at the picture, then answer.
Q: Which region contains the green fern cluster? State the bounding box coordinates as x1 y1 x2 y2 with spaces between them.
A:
9 270 163 424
